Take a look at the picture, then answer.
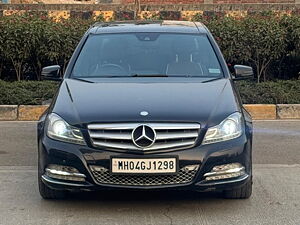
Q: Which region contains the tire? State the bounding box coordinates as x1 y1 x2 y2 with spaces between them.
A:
38 175 67 199
38 145 66 200
222 178 252 199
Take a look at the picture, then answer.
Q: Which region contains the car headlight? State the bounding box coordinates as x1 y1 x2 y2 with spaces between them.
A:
202 112 242 145
46 113 85 145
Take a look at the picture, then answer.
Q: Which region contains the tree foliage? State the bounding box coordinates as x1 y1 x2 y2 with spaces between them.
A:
0 13 93 81
1 80 299 105
0 13 300 82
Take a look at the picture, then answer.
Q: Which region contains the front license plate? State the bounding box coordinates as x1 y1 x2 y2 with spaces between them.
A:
111 158 177 174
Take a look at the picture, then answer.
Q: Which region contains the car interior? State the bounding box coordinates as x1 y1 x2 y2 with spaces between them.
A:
72 33 222 77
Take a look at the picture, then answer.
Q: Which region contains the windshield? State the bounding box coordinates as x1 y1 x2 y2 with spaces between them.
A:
71 33 223 78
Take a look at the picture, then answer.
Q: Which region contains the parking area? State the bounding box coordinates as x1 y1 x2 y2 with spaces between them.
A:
0 121 299 225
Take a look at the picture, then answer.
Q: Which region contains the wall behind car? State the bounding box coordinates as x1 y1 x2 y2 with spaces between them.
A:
1 3 300 18
120 0 295 3
2 0 298 3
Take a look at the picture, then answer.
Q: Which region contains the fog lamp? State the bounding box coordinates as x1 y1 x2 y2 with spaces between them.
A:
204 163 245 181
45 164 86 182
183 165 200 172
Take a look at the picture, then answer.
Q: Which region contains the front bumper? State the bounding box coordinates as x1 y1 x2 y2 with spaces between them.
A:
39 134 252 192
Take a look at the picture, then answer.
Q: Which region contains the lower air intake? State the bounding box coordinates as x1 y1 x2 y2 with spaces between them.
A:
90 165 199 186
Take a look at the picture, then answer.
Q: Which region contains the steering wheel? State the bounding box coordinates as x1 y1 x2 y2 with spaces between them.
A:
100 64 128 75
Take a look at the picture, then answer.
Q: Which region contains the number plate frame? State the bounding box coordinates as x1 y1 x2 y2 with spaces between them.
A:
110 156 179 176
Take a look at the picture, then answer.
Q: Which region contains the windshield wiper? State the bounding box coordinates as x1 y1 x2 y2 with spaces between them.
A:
201 77 223 83
131 74 169 77
71 77 94 83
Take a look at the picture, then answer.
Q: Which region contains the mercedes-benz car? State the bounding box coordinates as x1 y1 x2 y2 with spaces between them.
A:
38 21 253 199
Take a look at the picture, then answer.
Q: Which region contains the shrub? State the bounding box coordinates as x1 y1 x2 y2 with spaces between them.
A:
44 18 91 75
236 80 300 104
193 14 288 83
0 80 58 105
26 15 53 81
1 15 34 81
0 14 96 81
241 16 287 83
0 80 299 105
277 15 300 79
204 17 248 63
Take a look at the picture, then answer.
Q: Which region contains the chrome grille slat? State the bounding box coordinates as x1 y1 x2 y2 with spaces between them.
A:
92 141 140 150
88 122 200 151
156 131 199 140
92 140 196 151
88 124 136 130
139 140 197 150
88 123 200 130
89 132 132 140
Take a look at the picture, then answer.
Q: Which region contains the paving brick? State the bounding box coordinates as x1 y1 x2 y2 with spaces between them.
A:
244 104 276 120
0 104 299 120
0 105 18 121
18 105 49 121
277 104 300 119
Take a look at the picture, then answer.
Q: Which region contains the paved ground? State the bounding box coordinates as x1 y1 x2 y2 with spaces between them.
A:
0 121 299 225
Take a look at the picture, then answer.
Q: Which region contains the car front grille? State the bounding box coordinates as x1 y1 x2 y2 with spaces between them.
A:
87 123 200 152
90 165 199 186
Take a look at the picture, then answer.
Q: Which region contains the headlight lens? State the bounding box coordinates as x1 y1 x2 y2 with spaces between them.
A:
202 112 242 145
47 113 85 145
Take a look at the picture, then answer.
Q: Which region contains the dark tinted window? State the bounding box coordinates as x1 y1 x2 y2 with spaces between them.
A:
72 33 223 78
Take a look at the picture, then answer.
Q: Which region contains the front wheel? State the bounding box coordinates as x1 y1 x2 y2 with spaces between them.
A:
38 162 66 200
38 175 66 199
222 178 252 199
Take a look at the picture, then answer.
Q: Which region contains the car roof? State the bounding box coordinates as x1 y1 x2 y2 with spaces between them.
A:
89 20 207 34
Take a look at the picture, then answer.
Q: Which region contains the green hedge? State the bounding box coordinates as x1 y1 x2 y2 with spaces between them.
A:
236 80 300 104
0 80 299 105
1 13 300 82
0 80 58 105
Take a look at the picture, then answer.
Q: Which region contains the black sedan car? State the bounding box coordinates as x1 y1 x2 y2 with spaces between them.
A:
38 21 253 199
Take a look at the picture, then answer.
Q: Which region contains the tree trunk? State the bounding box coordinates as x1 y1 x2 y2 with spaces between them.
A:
32 58 42 81
16 65 22 81
0 62 3 79
256 63 261 83
134 0 141 20
11 58 22 81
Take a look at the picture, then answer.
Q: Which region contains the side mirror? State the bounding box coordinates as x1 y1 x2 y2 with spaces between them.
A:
233 65 254 80
41 65 62 81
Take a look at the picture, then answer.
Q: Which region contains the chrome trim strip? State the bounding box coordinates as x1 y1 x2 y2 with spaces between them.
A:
41 175 89 187
45 168 86 178
197 174 249 186
203 167 245 177
88 123 200 130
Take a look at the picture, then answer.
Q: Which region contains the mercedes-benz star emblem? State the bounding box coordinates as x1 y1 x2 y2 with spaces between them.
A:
140 111 149 116
132 125 156 149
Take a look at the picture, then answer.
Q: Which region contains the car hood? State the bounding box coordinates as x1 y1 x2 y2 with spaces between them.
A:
52 78 240 128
